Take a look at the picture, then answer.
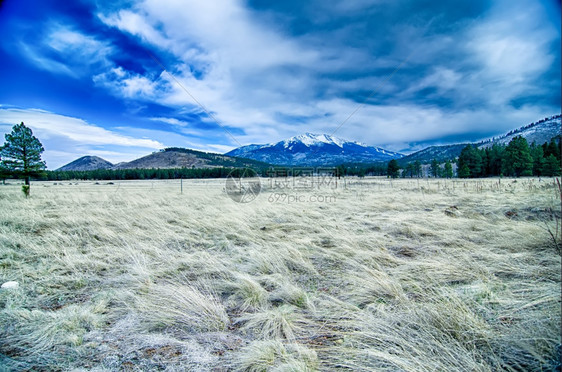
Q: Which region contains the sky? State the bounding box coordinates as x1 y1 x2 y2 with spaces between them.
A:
0 0 560 169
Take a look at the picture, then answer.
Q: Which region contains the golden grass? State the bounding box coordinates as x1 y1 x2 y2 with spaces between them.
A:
0 177 560 370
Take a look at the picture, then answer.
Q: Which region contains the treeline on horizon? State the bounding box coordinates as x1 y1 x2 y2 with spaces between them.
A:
387 136 561 179
10 136 561 182
39 167 263 181
38 164 387 181
455 136 561 178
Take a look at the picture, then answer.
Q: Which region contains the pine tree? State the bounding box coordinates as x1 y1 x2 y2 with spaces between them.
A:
413 161 422 178
457 164 470 178
545 138 561 161
0 155 9 185
443 160 453 178
430 159 440 178
542 154 561 177
487 144 504 176
529 143 545 176
0 122 46 195
401 163 409 178
336 165 346 178
387 159 400 178
502 136 532 177
457 145 482 178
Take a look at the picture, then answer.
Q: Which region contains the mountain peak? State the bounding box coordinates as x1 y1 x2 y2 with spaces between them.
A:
281 132 365 148
57 156 114 171
226 133 402 166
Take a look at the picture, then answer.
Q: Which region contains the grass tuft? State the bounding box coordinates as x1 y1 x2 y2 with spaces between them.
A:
238 305 307 341
135 282 229 333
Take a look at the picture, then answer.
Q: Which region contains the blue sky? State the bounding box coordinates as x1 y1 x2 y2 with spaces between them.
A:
0 0 560 169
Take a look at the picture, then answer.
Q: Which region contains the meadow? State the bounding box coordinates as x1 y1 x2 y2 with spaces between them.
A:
0 177 560 371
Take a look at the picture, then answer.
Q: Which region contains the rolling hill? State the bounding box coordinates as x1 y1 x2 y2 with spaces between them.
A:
57 148 271 171
399 144 469 164
402 114 561 163
57 156 114 171
477 115 561 148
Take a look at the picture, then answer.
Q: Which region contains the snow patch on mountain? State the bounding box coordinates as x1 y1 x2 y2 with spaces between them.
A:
226 133 403 166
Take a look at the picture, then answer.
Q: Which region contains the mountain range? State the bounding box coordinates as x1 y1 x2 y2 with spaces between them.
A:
57 148 270 171
57 115 561 170
225 133 403 166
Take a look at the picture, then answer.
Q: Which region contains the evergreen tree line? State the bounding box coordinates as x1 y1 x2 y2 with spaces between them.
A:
384 136 561 179
385 159 454 179
40 164 389 181
402 161 422 178
335 164 387 177
40 167 260 181
456 137 560 178
429 159 454 178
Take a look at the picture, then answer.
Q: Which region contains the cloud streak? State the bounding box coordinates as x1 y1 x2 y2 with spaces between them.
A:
94 0 559 148
18 23 114 78
0 108 163 168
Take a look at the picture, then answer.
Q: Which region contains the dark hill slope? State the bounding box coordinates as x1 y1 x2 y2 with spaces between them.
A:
57 156 113 171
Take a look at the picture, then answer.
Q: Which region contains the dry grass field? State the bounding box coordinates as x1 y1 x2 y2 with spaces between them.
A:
0 177 560 371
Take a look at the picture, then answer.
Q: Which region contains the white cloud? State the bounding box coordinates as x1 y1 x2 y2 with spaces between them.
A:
205 144 236 153
19 23 114 78
308 101 547 152
146 117 213 137
47 27 112 58
405 67 462 95
470 12 555 81
96 0 324 134
149 117 190 127
465 0 558 104
0 108 164 168
18 42 77 77
0 108 162 147
93 67 160 98
99 10 170 48
93 0 558 152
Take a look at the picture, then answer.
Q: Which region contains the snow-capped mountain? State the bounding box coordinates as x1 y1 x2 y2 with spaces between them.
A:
478 115 561 148
401 114 561 163
226 133 403 166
